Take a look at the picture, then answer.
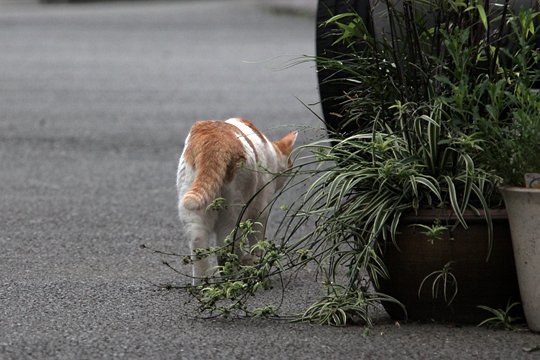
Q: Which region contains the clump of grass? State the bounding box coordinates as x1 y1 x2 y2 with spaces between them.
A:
477 301 524 330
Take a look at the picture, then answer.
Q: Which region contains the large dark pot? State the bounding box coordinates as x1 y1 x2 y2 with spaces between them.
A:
378 209 522 324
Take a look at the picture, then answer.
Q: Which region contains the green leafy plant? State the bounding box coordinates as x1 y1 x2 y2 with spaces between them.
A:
418 261 458 305
184 219 286 318
476 82 540 186
294 285 399 327
206 197 227 211
412 221 447 244
477 301 523 330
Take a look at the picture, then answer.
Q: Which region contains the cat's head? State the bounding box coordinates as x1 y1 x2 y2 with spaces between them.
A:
272 130 298 188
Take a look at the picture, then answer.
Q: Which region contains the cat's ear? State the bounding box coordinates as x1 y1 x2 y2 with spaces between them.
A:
273 131 298 156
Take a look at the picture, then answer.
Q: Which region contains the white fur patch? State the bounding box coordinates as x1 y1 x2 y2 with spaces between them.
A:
226 117 277 167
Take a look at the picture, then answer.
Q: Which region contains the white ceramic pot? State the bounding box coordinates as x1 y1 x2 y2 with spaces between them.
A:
500 186 540 332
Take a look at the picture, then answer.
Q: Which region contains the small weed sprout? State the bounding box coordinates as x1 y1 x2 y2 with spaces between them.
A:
412 221 447 244
418 261 458 305
184 219 286 318
253 305 278 318
477 301 523 330
206 197 227 211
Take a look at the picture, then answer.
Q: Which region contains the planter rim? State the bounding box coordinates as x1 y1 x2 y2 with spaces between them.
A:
499 186 540 193
401 208 507 223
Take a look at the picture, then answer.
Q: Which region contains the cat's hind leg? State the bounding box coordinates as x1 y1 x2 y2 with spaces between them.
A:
215 212 242 268
214 206 261 268
185 221 213 285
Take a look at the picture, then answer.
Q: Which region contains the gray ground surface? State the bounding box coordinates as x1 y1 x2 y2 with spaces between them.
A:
1 1 539 359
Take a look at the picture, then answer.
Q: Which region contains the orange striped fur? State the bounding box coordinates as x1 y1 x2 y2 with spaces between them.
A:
176 118 297 284
179 118 296 211
181 121 247 210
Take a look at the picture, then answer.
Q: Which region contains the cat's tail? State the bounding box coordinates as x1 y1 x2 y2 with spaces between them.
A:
182 162 226 211
180 121 246 211
181 145 240 211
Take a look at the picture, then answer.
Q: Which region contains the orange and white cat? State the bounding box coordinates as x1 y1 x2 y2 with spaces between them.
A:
177 118 297 284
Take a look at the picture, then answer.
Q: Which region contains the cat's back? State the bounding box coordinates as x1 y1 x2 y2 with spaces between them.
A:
225 117 272 151
225 117 278 166
185 120 242 150
178 119 265 211
182 118 273 168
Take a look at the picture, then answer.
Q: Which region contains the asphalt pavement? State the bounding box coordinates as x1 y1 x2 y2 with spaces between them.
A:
1 1 539 359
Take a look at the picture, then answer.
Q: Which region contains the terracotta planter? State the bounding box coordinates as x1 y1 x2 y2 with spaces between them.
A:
378 209 522 324
501 187 540 332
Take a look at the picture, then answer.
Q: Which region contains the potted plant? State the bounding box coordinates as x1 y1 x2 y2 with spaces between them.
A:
499 186 540 332
311 0 540 323
474 31 540 331
171 0 537 327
